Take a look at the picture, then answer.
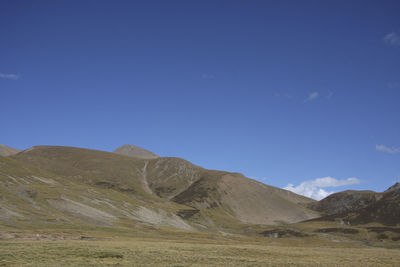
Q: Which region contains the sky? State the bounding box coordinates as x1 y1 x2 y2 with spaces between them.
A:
1 0 399 200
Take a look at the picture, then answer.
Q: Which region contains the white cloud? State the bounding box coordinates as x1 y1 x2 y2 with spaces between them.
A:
305 91 319 102
0 73 19 80
383 32 400 46
376 144 400 154
284 177 361 200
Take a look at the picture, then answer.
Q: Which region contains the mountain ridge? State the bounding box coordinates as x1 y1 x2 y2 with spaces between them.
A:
2 143 398 241
1 145 319 232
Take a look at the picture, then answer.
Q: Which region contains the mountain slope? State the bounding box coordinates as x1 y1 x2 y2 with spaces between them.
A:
8 145 319 229
0 144 21 156
13 146 153 197
114 144 159 159
173 172 317 225
0 154 193 230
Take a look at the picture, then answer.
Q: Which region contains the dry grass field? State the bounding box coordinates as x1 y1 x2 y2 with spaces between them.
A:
1 228 399 267
1 239 400 266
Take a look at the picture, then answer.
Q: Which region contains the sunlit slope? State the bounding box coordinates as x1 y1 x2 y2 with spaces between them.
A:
0 154 193 230
172 172 318 225
13 146 153 197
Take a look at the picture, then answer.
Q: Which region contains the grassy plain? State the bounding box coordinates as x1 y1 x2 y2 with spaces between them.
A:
1 227 400 266
1 238 400 266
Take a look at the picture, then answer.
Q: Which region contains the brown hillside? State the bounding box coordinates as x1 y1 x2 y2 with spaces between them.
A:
11 145 319 227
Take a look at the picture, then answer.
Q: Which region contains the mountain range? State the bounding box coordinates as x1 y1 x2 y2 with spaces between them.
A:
0 144 399 239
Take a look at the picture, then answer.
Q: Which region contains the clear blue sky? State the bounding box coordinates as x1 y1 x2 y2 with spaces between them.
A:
1 0 399 198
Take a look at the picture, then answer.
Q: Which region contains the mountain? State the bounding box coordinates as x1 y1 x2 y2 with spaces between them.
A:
308 190 380 215
0 145 319 233
113 144 159 159
308 183 400 226
0 144 21 156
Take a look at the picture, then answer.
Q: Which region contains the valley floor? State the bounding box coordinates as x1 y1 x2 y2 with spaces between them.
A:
1 235 399 266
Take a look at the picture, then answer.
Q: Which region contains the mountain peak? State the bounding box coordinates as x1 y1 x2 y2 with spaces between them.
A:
113 144 159 159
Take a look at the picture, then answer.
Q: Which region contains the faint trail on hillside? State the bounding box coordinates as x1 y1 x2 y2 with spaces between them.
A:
141 161 153 195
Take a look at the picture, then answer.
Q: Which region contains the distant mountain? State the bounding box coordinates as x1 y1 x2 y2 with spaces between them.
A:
0 144 21 156
0 145 318 233
113 144 159 159
308 183 400 226
308 190 380 215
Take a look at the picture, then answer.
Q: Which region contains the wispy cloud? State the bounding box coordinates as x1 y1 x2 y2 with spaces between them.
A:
305 91 319 102
284 177 361 200
327 91 333 99
0 73 20 80
376 144 400 154
383 32 400 46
